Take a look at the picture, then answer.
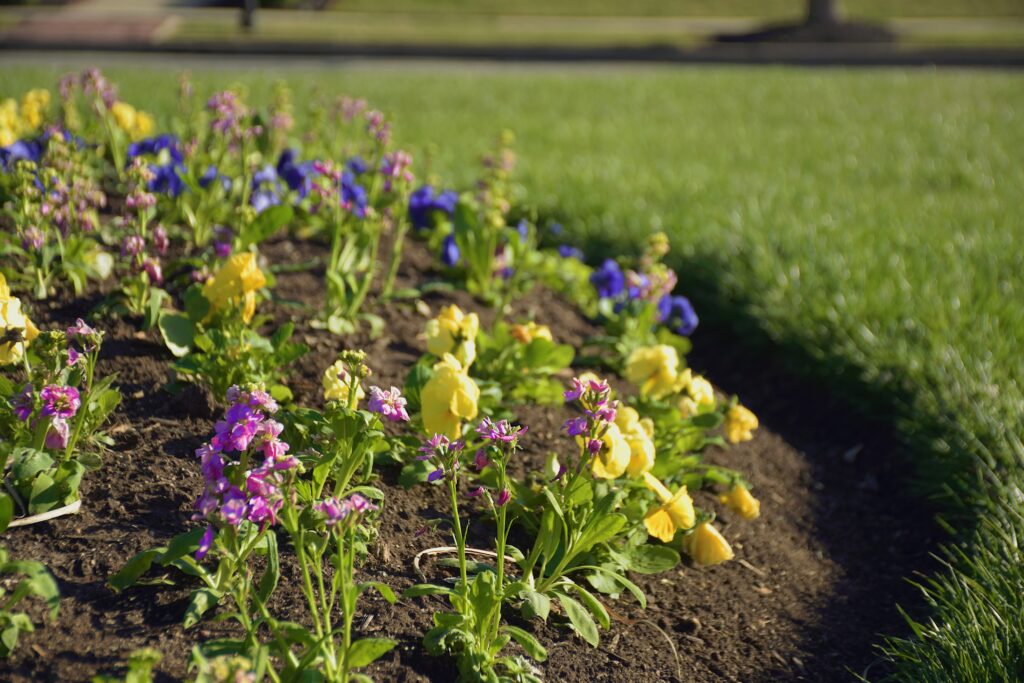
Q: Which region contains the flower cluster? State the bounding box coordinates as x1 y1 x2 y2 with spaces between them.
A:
408 185 457 230
424 304 479 368
563 374 630 479
367 386 409 422
194 386 296 559
314 493 378 528
417 434 465 483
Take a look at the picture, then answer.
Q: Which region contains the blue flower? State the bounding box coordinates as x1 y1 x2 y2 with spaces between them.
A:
149 163 185 197
340 171 368 218
514 219 529 241
0 138 44 170
548 222 564 236
346 155 368 176
276 148 315 198
199 164 231 192
408 185 458 230
590 258 625 299
127 134 183 164
657 294 699 336
440 233 461 267
558 244 584 260
250 164 282 213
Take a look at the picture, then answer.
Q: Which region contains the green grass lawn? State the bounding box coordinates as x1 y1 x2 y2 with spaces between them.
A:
2 62 1023 680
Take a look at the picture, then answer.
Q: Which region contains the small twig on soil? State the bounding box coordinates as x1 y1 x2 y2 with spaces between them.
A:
628 619 683 682
412 546 518 583
738 558 768 578
8 499 82 528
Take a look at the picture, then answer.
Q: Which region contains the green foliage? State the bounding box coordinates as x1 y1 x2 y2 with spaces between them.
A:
0 545 59 658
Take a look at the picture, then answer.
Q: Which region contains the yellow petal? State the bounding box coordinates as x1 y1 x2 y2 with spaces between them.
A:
686 522 734 567
643 509 677 543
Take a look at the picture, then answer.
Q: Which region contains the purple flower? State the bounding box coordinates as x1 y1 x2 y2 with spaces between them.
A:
474 450 490 471
440 233 460 267
476 417 525 444
248 389 279 414
558 244 584 260
315 497 351 525
563 417 588 437
121 234 144 258
467 486 485 498
40 385 80 419
427 468 445 483
152 225 169 255
195 525 215 561
587 438 603 455
349 493 377 514
368 386 410 422
590 259 625 299
44 417 70 450
496 489 511 507
21 227 44 251
246 496 281 527
143 257 163 285
657 294 699 336
340 171 368 218
67 318 96 339
11 384 33 421
220 488 247 526
420 433 451 455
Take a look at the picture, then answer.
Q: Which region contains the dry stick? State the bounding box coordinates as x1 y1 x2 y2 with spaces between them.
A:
412 546 518 583
8 499 82 528
627 619 684 682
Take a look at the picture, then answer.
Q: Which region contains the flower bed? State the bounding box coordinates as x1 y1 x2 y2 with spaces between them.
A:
0 71 931 682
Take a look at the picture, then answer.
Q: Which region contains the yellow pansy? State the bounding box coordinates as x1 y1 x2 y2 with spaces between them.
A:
719 485 760 520
615 406 656 477
641 472 695 542
20 89 50 130
0 273 40 366
0 98 20 146
202 252 267 323
322 360 366 406
685 522 734 567
421 354 480 439
624 344 683 399
424 304 478 368
586 421 631 480
510 321 552 344
724 404 758 444
132 111 155 139
679 374 716 417
110 101 137 134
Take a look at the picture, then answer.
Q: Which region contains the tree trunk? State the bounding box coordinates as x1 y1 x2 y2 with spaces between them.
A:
806 0 841 25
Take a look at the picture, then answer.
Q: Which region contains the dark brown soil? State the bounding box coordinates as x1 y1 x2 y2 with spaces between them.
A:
0 234 934 682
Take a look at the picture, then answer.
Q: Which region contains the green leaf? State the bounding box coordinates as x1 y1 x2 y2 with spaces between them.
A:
143 287 167 331
346 637 397 668
256 532 279 603
558 593 600 647
109 548 163 592
241 204 293 248
0 495 13 533
577 513 627 554
690 411 724 429
570 585 610 630
158 314 196 358
403 583 454 598
502 625 548 662
628 544 681 574
359 581 397 604
183 285 210 322
520 590 551 622
183 587 222 629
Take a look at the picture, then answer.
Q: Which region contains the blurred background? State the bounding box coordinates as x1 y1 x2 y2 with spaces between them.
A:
1 0 1022 58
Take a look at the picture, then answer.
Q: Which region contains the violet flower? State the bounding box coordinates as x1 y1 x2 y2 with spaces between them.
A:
367 386 410 422
40 385 80 419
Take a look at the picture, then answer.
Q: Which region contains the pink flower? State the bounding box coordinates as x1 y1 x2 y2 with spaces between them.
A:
44 417 70 449
367 386 409 422
40 385 81 419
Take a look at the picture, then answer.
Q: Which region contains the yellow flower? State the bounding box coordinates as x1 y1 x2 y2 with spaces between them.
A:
679 374 716 417
582 421 631 480
202 253 267 323
421 354 480 439
685 522 734 567
132 111 155 139
20 89 50 130
322 360 366 406
615 406 655 477
724 404 758 444
510 321 552 344
424 304 479 368
0 98 20 146
719 485 760 520
624 344 682 399
0 273 40 366
641 472 695 542
110 101 137 134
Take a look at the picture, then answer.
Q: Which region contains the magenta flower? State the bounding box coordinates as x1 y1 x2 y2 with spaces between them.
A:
467 486 485 498
40 385 81 419
367 386 409 422
67 318 96 340
152 225 169 255
474 450 490 471
563 417 588 437
44 417 70 450
315 497 351 525
496 489 511 507
143 257 163 285
476 417 525 444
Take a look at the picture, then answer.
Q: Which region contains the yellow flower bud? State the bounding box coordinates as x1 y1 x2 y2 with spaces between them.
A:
724 404 758 444
719 485 760 520
685 522 734 567
0 274 39 366
421 354 480 439
322 360 366 406
624 345 681 399
424 304 478 368
509 321 553 344
641 472 695 542
202 253 267 323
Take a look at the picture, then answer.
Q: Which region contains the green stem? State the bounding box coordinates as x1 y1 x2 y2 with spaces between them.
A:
448 479 469 590
381 219 409 299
